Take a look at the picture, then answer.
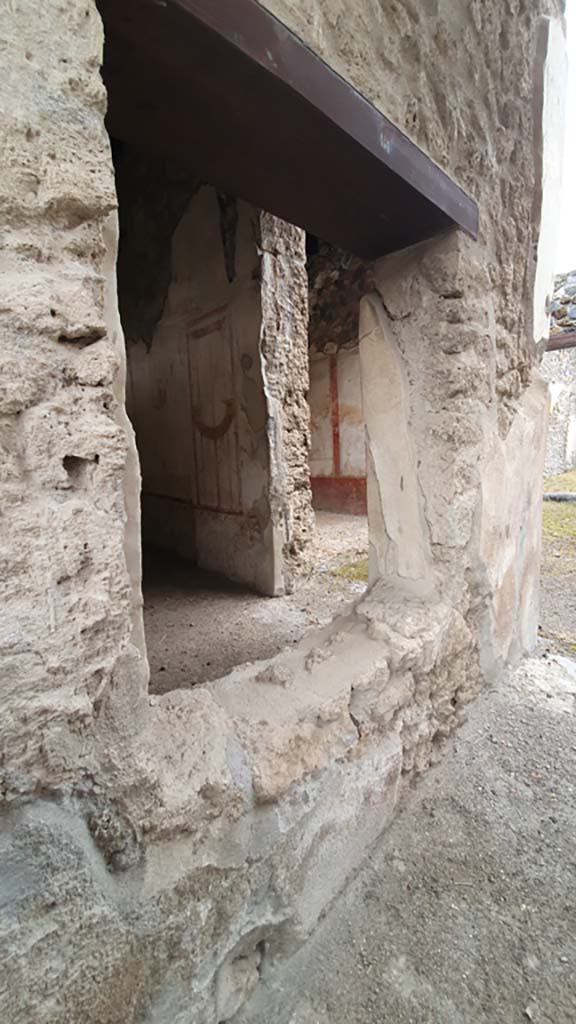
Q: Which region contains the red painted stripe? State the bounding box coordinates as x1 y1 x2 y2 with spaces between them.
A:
188 316 227 341
188 302 228 326
310 476 367 516
329 354 341 477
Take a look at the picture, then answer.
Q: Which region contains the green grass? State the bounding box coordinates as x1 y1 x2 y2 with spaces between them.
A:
542 502 576 543
332 556 369 582
541 475 576 578
544 469 576 494
542 471 576 552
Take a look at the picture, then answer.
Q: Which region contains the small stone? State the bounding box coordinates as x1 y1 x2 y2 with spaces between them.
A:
305 646 332 671
256 662 293 687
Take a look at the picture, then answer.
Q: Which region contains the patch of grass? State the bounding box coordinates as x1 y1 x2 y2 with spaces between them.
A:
542 502 576 543
544 469 576 493
541 500 576 577
332 556 369 582
540 472 576 657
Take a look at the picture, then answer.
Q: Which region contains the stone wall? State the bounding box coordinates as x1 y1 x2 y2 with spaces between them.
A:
541 270 576 475
549 269 576 333
263 0 564 387
0 1 566 1022
259 214 315 590
307 241 370 356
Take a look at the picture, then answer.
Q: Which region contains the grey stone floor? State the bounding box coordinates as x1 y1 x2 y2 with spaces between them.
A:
237 653 576 1024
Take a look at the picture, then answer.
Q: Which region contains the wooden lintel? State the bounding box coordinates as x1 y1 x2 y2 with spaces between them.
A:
97 0 479 259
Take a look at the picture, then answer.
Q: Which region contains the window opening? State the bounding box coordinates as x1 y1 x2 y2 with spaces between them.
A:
112 144 370 694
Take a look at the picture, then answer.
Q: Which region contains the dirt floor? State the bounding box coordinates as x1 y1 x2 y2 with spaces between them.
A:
144 511 369 694
144 473 576 695
237 652 576 1024
539 469 576 659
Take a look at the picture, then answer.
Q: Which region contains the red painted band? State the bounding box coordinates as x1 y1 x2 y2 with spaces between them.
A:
311 476 367 516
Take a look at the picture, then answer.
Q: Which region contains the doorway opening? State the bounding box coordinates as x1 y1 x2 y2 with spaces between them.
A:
306 235 370 584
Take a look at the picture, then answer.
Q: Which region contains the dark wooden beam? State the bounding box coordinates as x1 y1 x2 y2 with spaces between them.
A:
97 0 479 259
547 331 576 352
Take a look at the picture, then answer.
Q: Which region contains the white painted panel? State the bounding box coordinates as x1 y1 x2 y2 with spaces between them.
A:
308 354 333 476
126 185 279 592
337 348 365 476
128 322 194 503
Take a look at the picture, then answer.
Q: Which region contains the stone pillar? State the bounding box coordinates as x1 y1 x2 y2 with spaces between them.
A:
259 213 315 593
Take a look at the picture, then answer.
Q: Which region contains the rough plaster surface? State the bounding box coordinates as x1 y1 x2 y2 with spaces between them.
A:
366 238 549 674
235 654 576 1024
0 1 566 1021
259 213 315 589
263 0 565 400
307 242 369 356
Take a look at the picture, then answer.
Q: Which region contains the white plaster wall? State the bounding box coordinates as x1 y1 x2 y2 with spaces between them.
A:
308 348 365 479
359 293 433 589
337 348 365 477
474 377 550 670
126 186 277 595
308 354 333 477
